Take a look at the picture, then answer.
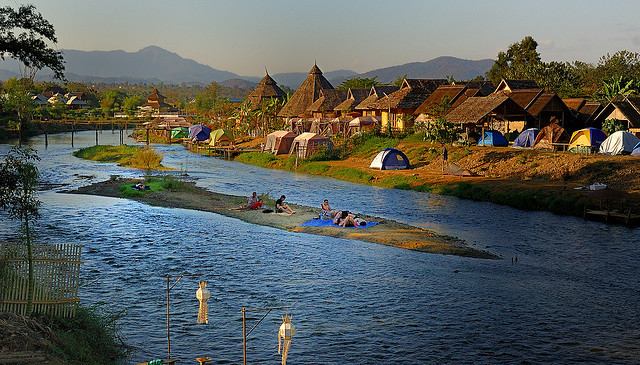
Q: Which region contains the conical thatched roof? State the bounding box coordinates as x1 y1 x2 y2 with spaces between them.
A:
278 64 334 117
245 72 287 110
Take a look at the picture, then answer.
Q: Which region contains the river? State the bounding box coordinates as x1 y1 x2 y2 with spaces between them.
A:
1 131 639 364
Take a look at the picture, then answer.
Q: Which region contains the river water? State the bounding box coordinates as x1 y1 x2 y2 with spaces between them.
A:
1 131 640 364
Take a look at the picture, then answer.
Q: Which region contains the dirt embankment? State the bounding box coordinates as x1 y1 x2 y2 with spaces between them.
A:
68 178 496 259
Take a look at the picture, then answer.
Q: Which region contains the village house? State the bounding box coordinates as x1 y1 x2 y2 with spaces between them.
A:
414 84 470 123
333 88 369 118
371 79 448 133
506 89 575 131
494 79 540 94
354 85 399 117
563 98 603 126
278 63 333 119
139 88 178 116
244 71 287 110
593 95 640 137
306 89 347 118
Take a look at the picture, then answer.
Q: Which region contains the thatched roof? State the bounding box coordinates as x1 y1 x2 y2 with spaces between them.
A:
334 88 369 111
526 93 571 117
563 98 587 111
307 89 348 112
451 88 481 109
445 93 533 125
507 89 544 109
146 88 166 101
371 79 448 110
414 85 467 115
245 72 287 110
458 81 495 96
354 86 399 110
495 79 540 93
278 64 334 117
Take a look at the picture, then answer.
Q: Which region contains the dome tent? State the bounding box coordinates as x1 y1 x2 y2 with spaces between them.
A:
599 131 640 155
171 127 189 139
568 127 607 152
478 130 508 147
632 141 640 156
189 125 212 141
369 148 411 170
511 128 540 148
208 129 234 147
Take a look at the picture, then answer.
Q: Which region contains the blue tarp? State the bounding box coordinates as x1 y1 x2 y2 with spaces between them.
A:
511 128 540 148
300 218 378 229
188 125 212 141
478 130 508 147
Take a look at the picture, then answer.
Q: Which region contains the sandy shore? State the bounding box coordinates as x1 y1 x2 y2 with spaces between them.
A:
67 178 497 259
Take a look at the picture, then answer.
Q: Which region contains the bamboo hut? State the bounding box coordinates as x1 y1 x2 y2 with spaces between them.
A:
354 85 399 117
334 88 369 117
245 72 287 111
594 95 640 137
306 89 348 118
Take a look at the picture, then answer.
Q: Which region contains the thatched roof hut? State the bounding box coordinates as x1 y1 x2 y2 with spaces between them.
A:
371 79 448 111
594 95 640 132
334 88 369 114
414 85 467 116
278 64 334 118
494 79 540 94
245 72 287 110
508 89 575 130
306 89 348 117
445 93 535 130
354 85 400 115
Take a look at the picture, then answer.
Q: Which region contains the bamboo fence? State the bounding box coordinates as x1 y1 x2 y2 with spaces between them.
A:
0 242 82 317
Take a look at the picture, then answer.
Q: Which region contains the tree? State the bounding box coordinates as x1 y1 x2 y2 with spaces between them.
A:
486 36 542 84
601 75 640 101
3 78 37 145
421 117 460 145
393 74 407 87
0 4 65 80
122 96 146 117
602 118 627 135
338 77 380 90
99 89 127 117
0 146 41 314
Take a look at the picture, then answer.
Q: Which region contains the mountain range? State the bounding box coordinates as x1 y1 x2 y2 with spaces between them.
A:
0 46 493 89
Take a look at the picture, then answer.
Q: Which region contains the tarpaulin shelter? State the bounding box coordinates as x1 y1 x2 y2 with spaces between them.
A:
532 123 569 149
369 148 411 170
477 130 508 147
599 131 640 155
348 116 381 134
568 127 607 152
189 125 212 141
208 129 234 147
289 132 333 159
171 127 189 139
511 128 540 148
264 130 297 155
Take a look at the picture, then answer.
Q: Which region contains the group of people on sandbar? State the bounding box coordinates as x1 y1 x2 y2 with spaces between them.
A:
321 199 367 227
236 192 265 210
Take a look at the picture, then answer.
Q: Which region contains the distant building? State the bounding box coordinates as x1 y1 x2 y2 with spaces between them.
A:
244 72 287 110
136 88 182 117
278 63 333 118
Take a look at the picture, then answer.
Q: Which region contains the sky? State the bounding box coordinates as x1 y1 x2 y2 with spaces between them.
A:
10 0 640 77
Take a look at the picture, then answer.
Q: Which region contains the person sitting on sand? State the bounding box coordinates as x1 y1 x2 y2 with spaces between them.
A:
321 199 339 219
275 195 296 214
248 192 263 210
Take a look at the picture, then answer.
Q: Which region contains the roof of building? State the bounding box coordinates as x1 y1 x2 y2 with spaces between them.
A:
354 85 400 110
278 64 334 117
445 93 532 125
414 85 467 115
371 79 448 110
245 72 287 110
495 79 540 93
307 89 348 112
334 88 369 111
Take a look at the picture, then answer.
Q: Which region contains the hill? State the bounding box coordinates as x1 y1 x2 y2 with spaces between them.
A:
354 56 494 84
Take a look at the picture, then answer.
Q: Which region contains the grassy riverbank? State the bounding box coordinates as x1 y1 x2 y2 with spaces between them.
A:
69 176 496 259
235 133 640 219
73 145 166 170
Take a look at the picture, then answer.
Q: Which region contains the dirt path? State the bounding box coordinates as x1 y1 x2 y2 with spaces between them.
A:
67 178 497 259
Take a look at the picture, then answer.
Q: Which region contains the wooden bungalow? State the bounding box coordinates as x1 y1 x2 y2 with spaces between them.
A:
593 95 640 137
334 88 369 117
414 85 468 123
278 63 334 118
494 79 540 94
306 89 348 118
371 79 449 132
507 89 574 131
354 85 400 117
445 93 535 138
245 72 287 111
563 98 603 126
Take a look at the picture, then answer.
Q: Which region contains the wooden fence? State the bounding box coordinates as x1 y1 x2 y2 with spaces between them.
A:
0 242 82 317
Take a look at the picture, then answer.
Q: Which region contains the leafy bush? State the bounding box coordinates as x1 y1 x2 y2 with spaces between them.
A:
602 118 627 135
306 145 343 161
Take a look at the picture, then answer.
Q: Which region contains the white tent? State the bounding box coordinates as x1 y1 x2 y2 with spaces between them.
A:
599 131 640 155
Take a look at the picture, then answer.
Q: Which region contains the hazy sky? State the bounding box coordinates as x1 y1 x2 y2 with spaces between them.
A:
14 0 640 76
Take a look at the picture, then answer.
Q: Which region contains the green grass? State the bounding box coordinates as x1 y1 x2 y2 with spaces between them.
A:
117 175 191 197
331 167 374 184
378 175 421 189
73 145 165 170
235 152 278 167
299 162 331 175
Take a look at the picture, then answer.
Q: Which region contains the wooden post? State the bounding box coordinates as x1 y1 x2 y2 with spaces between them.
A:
44 121 48 148
167 276 171 359
71 121 75 147
95 123 99 145
242 308 246 365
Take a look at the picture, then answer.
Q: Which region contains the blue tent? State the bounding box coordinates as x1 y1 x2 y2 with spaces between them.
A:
478 130 508 147
511 128 540 148
189 125 212 141
369 148 411 170
632 141 640 156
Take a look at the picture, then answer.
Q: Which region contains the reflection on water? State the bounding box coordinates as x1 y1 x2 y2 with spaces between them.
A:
1 132 640 364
